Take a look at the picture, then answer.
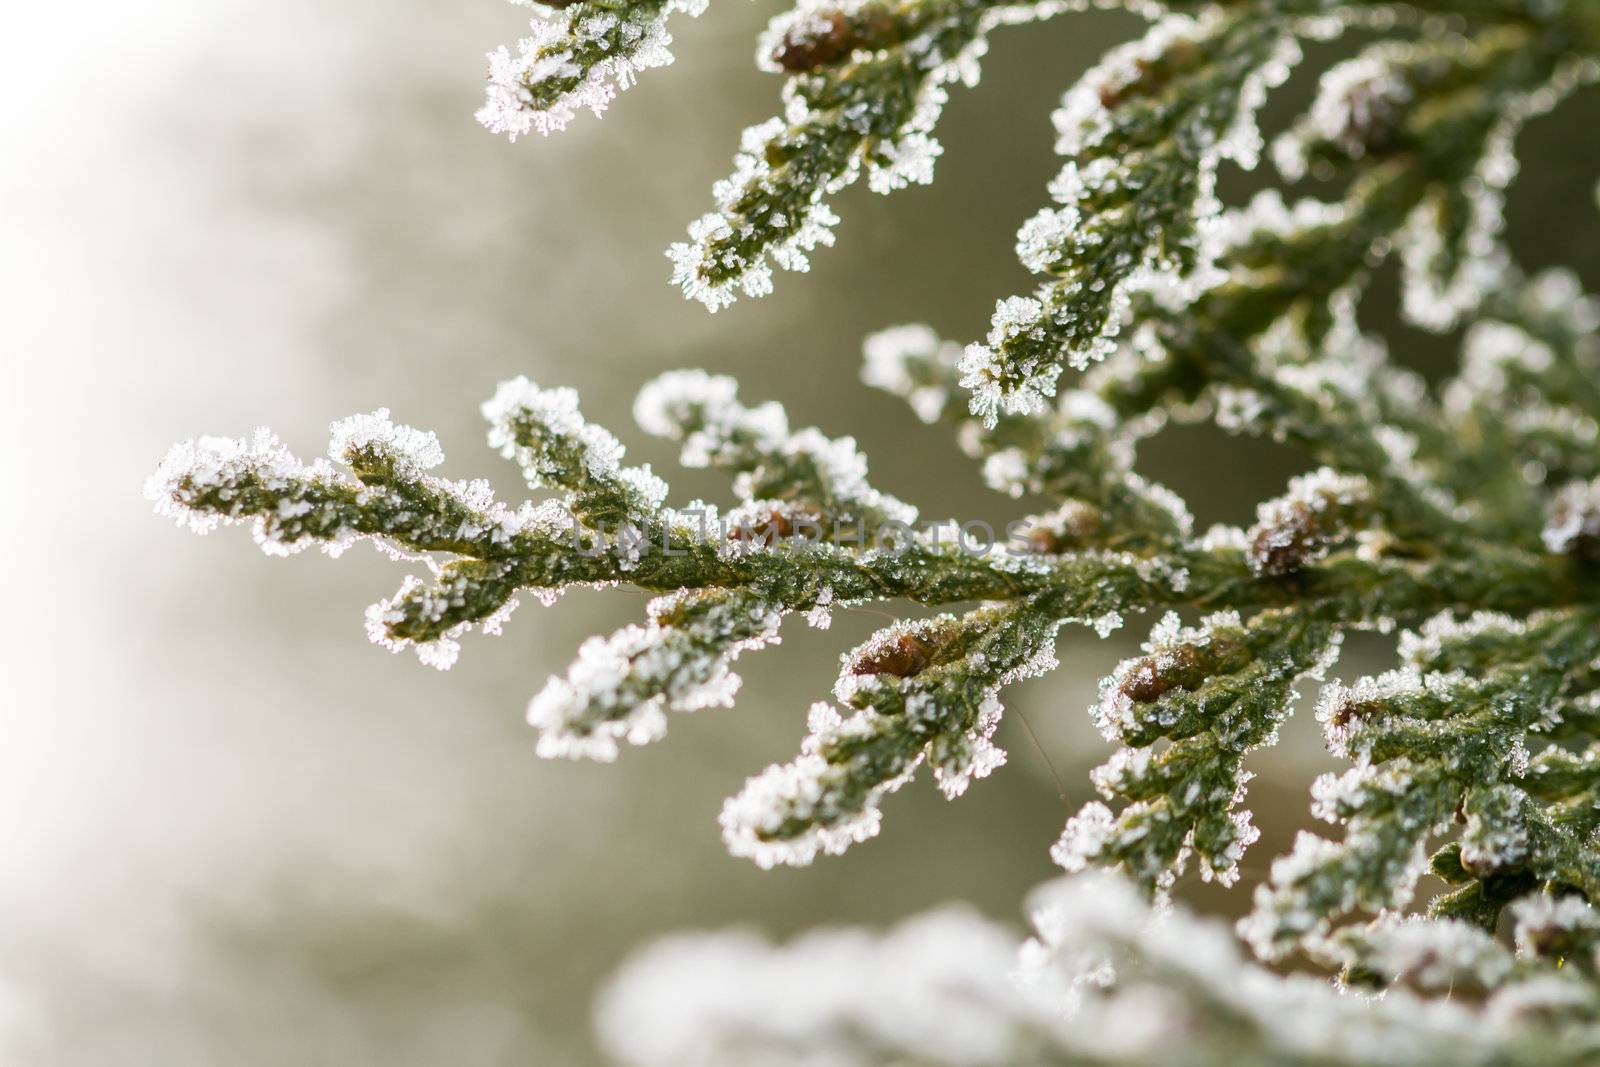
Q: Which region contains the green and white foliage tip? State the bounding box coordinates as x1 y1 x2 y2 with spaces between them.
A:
478 0 709 139
1055 607 1342 893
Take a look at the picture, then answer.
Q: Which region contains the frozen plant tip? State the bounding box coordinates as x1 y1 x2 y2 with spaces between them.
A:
477 0 709 139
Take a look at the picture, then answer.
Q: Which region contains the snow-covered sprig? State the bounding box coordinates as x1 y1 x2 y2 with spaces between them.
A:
721 591 1070 867
1391 33 1596 332
1241 608 1600 959
1273 29 1524 181
151 330 1598 880
529 586 782 759
959 9 1305 422
634 368 916 530
486 376 669 526
477 0 706 140
150 410 487 555
943 169 1468 555
146 410 563 669
152 340 1597 872
957 8 1587 428
1090 165 1532 547
1056 609 1339 892
667 0 1070 310
1266 20 1596 333
1315 912 1517 996
1478 268 1600 418
1510 890 1600 968
143 384 984 676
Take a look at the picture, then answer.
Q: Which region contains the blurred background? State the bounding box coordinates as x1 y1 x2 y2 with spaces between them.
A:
3 2 1597 1064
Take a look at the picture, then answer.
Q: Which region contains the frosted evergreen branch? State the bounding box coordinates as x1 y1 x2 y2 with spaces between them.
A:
1478 268 1600 416
149 371 1596 872
485 376 670 526
1309 898 1600 1004
1083 147 1588 551
152 2 1600 1057
145 384 1600 655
